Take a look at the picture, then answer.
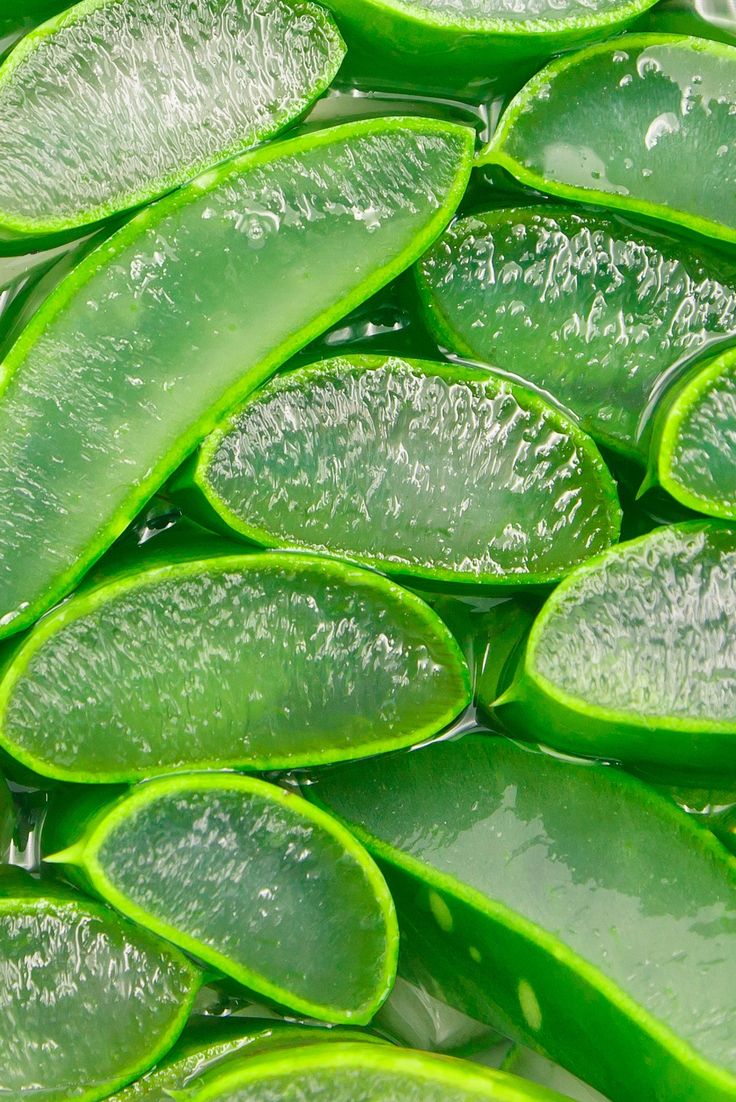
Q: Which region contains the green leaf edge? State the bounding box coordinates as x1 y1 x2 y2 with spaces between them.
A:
47 772 400 1025
178 354 622 590
478 34 736 247
0 115 475 639
0 550 471 782
0 0 347 238
306 762 736 1098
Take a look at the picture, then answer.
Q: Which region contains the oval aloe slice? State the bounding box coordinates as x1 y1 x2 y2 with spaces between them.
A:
108 1018 383 1102
480 35 736 246
0 867 200 1102
320 0 657 93
497 521 736 774
416 206 736 458
651 347 736 517
0 546 469 782
175 355 620 589
45 772 399 1023
0 0 345 238
189 1041 567 1102
310 735 736 1102
0 117 473 640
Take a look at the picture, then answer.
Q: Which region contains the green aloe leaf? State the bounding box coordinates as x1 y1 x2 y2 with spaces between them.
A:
0 867 201 1102
0 116 474 640
479 35 736 246
320 0 658 95
0 543 469 782
188 1041 568 1101
309 735 736 1102
497 521 736 775
44 772 399 1023
416 206 736 458
174 355 620 589
0 0 345 239
0 772 13 856
107 1018 384 1102
650 346 736 517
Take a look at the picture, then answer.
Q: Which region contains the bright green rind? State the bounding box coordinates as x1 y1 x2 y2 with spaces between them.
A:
480 35 736 246
416 206 736 458
0 117 474 640
0 0 345 237
655 348 736 518
179 355 621 589
107 1019 384 1102
0 869 201 1102
0 548 470 783
190 1041 567 1101
309 736 736 1102
47 772 399 1025
498 521 736 775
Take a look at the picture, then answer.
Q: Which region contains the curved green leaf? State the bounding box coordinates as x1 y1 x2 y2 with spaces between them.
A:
480 35 736 245
310 735 736 1102
45 772 399 1023
0 116 474 640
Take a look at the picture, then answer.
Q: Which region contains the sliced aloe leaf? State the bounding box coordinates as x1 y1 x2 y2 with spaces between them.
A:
0 0 345 238
498 520 736 774
0 867 200 1102
0 117 473 640
0 772 13 855
45 772 399 1023
651 347 736 517
0 544 469 782
416 206 736 458
310 735 736 1102
189 1041 567 1101
320 0 657 96
176 355 620 589
503 1048 610 1102
635 0 736 47
108 1018 383 1102
480 35 736 246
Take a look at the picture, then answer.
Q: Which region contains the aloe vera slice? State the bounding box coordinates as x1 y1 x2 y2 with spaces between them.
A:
0 0 346 239
497 521 736 774
651 347 736 517
0 545 469 781
0 867 200 1102
0 118 473 640
503 1049 610 1102
320 0 657 95
189 1041 566 1101
480 35 736 246
416 207 736 458
108 1018 383 1102
176 355 620 588
46 772 399 1023
310 735 736 1102
0 773 13 855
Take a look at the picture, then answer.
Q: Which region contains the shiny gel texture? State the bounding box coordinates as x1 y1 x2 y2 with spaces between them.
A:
417 207 736 455
530 522 736 723
0 554 468 779
0 118 472 638
0 887 197 1101
487 37 736 244
0 0 344 232
89 780 394 1019
314 736 736 1095
193 356 620 585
